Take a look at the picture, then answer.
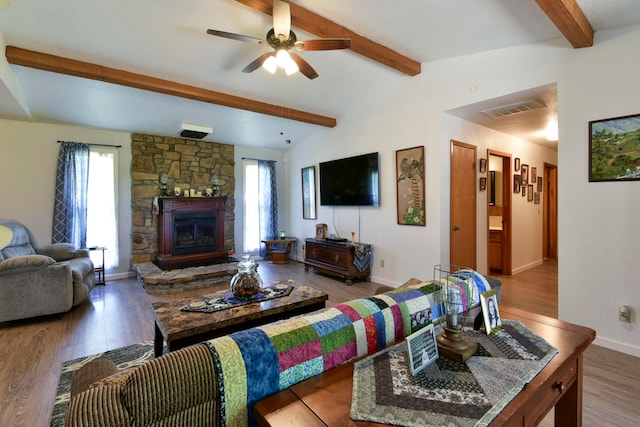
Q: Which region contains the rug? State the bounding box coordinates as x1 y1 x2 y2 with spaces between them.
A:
49 341 155 427
350 320 558 427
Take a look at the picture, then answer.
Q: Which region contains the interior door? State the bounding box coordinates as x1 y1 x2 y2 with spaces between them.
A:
450 140 476 269
543 163 558 259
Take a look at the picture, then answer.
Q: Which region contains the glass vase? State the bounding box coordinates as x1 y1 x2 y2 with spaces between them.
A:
230 254 263 300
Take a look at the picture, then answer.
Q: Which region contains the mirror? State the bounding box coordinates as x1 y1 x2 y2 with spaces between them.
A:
301 166 317 219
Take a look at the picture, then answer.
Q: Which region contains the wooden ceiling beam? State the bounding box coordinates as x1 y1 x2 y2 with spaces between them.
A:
535 0 594 48
5 46 337 128
235 0 421 76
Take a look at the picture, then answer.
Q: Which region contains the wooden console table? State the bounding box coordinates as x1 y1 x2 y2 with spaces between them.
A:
304 238 371 284
261 237 297 264
254 306 595 427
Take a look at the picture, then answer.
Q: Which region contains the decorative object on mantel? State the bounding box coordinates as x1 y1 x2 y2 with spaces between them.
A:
350 320 558 427
396 145 426 226
589 113 640 181
229 254 263 300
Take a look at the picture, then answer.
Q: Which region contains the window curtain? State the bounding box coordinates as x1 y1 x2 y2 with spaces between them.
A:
52 142 90 248
258 160 278 256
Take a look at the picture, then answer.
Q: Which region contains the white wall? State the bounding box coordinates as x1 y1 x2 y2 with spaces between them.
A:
288 26 640 356
0 119 132 278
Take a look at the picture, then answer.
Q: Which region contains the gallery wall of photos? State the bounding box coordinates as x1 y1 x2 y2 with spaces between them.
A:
478 157 542 204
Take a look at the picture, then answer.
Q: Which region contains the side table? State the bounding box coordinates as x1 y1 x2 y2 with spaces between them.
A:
88 246 106 285
261 237 297 264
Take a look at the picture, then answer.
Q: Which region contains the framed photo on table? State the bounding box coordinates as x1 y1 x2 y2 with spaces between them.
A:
480 290 502 335
406 323 438 375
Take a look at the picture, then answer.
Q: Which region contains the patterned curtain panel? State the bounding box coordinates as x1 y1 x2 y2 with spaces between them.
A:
258 160 278 256
52 142 90 247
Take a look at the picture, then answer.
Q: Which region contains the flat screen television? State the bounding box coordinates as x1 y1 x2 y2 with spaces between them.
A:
319 152 380 206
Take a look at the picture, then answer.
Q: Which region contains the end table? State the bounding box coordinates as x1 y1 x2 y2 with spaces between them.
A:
88 246 106 285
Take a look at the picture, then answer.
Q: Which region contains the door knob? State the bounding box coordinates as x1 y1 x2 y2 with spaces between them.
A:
453 226 461 231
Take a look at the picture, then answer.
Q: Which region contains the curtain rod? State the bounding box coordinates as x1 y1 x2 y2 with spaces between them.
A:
241 157 276 162
57 140 122 148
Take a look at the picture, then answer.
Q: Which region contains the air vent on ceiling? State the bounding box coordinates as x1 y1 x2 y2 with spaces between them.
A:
480 99 546 119
179 123 212 140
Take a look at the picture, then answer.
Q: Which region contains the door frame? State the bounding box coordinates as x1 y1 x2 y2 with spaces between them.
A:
486 150 512 275
543 163 558 259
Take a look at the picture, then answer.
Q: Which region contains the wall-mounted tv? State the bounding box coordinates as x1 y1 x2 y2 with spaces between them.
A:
319 152 380 206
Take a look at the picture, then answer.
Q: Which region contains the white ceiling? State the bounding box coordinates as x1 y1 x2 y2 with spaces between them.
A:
1 0 639 150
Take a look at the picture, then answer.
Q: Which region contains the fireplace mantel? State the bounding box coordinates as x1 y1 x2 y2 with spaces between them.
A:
155 197 228 270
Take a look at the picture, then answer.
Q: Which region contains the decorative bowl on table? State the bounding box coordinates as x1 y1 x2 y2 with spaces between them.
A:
230 254 263 300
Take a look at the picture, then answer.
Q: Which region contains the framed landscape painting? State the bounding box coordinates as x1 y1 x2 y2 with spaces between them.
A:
589 113 640 182
396 146 425 226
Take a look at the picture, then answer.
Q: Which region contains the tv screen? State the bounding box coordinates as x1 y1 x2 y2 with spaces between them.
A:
319 152 380 206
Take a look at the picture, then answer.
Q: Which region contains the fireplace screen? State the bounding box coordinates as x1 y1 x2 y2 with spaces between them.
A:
173 211 218 255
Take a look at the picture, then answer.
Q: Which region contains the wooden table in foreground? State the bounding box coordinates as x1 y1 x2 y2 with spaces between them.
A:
254 306 596 427
151 285 328 357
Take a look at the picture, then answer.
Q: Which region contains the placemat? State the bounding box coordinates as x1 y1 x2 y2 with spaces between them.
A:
350 319 558 427
181 285 294 313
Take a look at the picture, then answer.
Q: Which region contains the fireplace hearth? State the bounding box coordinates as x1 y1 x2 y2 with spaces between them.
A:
156 197 228 270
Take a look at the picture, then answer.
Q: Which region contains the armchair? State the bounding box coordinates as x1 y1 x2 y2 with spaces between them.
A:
0 219 96 322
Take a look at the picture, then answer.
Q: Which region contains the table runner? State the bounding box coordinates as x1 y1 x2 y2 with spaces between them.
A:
350 319 558 427
181 285 293 313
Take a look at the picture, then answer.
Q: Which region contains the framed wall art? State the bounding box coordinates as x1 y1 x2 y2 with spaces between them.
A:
480 158 487 173
521 164 528 184
480 177 487 191
531 167 537 183
301 166 317 219
528 184 534 202
514 157 520 170
537 176 543 192
396 146 425 226
514 174 521 193
589 113 640 181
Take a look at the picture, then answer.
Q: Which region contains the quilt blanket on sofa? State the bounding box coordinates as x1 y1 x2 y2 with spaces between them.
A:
207 274 491 427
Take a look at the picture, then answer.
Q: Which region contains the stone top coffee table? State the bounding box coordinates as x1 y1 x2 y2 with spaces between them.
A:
151 283 328 357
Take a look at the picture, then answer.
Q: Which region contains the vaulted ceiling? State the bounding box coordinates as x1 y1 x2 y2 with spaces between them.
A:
1 0 639 149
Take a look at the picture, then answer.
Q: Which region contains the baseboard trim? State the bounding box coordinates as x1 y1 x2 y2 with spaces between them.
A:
593 336 640 358
511 259 544 275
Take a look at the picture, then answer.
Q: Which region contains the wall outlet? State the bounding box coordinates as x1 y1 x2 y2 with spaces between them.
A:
380 259 385 268
619 305 631 322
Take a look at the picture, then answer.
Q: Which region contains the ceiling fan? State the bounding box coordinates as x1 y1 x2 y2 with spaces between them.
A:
207 0 351 79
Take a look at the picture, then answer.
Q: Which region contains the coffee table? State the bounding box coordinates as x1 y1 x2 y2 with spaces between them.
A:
254 306 595 427
151 284 328 357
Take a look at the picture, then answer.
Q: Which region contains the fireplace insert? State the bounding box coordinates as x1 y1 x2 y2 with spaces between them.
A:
173 211 218 255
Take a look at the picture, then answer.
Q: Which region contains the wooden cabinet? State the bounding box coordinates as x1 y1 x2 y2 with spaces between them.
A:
304 239 371 284
489 230 502 273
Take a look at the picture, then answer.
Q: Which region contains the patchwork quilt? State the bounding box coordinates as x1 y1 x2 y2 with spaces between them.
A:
206 274 491 427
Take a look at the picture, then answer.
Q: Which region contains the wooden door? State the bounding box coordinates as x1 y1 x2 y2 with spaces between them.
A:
450 141 476 269
543 163 558 259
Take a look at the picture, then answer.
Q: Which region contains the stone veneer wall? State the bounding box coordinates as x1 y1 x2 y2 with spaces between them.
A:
130 133 235 265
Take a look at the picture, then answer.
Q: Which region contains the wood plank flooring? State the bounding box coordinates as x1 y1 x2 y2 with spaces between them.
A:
0 259 637 426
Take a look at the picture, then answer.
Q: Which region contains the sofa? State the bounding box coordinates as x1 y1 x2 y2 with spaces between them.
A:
64 270 499 427
0 218 96 322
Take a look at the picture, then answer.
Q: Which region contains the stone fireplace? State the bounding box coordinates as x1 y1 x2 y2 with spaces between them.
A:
130 133 235 267
155 197 228 269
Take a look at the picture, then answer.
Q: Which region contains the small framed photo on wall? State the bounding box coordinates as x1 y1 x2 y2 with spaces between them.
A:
521 164 529 184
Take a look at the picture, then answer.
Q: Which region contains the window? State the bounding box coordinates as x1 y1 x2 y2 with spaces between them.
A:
243 160 260 254
86 147 119 269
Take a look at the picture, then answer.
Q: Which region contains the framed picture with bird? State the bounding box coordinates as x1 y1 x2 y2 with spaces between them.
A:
396 146 425 226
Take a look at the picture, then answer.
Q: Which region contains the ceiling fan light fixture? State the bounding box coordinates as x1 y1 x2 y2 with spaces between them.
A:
276 49 291 68
262 55 278 74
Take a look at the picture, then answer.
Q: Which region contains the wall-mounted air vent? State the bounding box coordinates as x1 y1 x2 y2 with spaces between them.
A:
179 123 212 140
480 99 546 119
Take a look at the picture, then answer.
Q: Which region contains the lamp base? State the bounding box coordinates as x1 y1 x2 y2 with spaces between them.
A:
436 331 477 363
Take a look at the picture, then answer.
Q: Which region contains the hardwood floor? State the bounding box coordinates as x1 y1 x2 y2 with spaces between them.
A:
0 259 637 426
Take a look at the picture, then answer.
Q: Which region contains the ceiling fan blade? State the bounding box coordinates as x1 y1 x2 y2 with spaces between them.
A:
290 52 318 79
242 52 274 73
272 0 291 42
207 29 263 44
294 38 352 51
